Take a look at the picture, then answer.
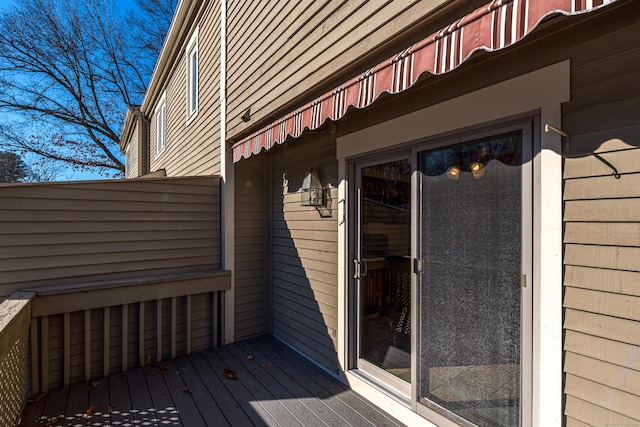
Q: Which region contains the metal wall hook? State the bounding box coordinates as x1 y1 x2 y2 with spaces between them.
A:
546 123 621 179
545 123 572 152
593 153 621 179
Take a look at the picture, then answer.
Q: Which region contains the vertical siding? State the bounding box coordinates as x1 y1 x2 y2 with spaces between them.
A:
226 0 461 141
562 2 640 423
270 135 339 372
0 176 221 299
39 290 222 390
234 155 267 340
150 0 222 177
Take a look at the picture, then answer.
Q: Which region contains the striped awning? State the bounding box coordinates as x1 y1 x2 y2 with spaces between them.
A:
232 0 616 163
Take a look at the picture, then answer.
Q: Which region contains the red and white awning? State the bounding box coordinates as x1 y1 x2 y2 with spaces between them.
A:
232 0 616 163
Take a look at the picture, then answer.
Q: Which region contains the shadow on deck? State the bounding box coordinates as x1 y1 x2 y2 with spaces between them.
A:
19 335 405 427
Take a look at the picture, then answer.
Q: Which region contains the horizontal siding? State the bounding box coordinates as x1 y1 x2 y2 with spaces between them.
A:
564 135 640 424
150 0 222 177
270 135 340 372
226 0 462 140
0 177 221 299
234 155 267 340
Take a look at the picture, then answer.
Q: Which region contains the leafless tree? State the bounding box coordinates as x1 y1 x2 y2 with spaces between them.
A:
127 0 178 64
0 0 175 177
22 157 63 182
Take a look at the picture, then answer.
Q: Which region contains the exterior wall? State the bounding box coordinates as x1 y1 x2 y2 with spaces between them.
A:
564 141 640 425
234 154 267 340
561 2 640 422
126 120 139 178
149 0 222 177
244 0 640 422
226 0 463 141
0 176 221 299
269 134 339 372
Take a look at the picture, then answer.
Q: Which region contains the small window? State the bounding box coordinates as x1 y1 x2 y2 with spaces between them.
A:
186 27 199 122
155 93 166 157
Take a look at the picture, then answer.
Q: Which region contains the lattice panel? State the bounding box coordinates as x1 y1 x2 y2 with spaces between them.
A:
0 331 29 427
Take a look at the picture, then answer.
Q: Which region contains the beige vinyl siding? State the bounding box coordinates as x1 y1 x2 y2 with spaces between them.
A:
0 176 221 299
234 155 267 340
126 121 139 178
562 2 640 422
226 0 462 141
150 0 222 177
270 135 339 372
564 143 640 424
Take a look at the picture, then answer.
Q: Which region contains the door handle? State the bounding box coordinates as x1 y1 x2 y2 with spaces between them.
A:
353 258 368 279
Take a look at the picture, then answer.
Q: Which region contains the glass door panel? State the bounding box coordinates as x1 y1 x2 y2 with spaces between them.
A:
418 132 524 427
357 159 412 383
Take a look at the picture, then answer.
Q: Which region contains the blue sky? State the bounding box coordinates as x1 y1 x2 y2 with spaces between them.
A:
0 0 145 181
0 0 139 13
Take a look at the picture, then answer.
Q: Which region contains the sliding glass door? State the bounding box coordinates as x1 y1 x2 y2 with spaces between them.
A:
354 158 412 391
351 126 532 426
416 131 531 426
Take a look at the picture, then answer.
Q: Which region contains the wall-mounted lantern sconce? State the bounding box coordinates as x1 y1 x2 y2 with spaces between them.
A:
301 168 324 206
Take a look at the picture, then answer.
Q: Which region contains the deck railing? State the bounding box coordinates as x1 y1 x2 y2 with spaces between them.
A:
0 292 35 427
0 271 230 427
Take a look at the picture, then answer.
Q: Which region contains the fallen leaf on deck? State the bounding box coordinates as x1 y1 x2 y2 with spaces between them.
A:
246 355 254 360
260 363 273 368
153 366 168 376
223 368 238 380
83 405 97 418
184 386 192 394
108 403 116 413
91 381 100 388
27 391 47 403
44 416 62 426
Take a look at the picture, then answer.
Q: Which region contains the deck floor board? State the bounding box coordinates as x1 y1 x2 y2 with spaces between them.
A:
19 336 406 427
126 368 159 427
62 381 89 427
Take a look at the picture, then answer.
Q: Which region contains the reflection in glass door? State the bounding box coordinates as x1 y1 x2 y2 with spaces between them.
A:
417 132 527 427
356 159 412 384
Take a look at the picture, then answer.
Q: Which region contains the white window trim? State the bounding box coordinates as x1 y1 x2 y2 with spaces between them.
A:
186 27 199 125
155 92 167 158
125 143 131 178
336 61 569 427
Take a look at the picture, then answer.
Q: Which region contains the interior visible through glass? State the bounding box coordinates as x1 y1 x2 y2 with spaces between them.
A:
419 133 523 427
359 159 412 382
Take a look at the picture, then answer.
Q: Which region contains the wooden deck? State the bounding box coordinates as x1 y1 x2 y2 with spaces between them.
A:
18 335 406 427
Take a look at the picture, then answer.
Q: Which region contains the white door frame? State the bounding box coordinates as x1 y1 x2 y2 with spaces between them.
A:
336 61 569 426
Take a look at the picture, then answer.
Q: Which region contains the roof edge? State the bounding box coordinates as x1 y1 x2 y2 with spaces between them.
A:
120 0 201 146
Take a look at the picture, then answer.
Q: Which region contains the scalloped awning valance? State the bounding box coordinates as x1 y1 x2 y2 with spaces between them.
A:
232 0 616 163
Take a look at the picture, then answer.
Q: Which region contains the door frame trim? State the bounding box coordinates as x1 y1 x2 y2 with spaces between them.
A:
336 61 569 426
